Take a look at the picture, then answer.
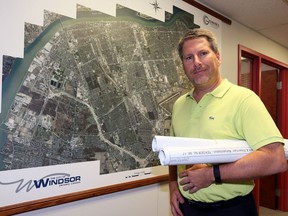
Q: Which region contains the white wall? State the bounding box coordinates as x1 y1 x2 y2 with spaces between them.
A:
221 20 288 84
17 183 172 216
15 7 288 216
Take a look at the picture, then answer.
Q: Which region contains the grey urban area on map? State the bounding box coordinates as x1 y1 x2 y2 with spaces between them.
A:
0 5 196 174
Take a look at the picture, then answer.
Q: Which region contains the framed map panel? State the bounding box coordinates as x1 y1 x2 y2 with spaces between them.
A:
0 0 222 213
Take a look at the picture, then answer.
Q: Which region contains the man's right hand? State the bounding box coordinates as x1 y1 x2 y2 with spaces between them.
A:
169 181 185 216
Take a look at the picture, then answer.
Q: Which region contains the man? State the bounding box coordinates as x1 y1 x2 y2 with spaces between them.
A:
169 28 287 216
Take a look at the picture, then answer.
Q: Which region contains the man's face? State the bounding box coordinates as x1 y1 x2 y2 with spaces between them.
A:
181 37 221 88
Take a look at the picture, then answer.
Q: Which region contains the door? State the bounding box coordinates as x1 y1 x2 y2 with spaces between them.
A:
259 68 278 209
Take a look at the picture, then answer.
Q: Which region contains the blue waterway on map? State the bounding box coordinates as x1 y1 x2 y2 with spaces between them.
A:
0 8 195 170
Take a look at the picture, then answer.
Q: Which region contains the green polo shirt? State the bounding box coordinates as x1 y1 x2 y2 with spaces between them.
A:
170 79 283 202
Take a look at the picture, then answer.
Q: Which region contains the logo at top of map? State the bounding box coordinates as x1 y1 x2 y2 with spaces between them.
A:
203 15 220 29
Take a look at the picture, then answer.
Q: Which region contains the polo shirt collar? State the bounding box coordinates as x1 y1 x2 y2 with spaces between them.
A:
186 79 232 99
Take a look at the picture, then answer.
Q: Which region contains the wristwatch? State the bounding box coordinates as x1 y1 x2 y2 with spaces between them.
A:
213 164 222 184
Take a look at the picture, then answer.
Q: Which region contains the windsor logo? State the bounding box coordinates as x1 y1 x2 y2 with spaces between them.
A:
0 173 81 193
34 173 81 189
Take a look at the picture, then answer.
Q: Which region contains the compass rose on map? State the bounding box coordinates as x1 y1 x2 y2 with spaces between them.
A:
150 0 161 14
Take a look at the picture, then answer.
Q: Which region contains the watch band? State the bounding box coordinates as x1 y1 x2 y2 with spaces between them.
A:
213 164 222 184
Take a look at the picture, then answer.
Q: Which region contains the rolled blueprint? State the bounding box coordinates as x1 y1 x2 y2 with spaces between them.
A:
152 136 288 165
152 136 249 152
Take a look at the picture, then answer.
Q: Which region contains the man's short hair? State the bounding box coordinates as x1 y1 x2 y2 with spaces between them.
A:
178 28 219 60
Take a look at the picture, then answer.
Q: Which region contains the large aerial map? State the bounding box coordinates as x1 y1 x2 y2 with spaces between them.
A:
0 5 197 174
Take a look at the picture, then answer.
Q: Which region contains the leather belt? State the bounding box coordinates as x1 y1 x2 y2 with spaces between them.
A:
185 192 253 210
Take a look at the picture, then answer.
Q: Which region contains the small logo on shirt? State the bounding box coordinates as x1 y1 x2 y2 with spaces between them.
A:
209 116 215 120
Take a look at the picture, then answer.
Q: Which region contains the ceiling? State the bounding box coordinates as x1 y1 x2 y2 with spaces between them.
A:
191 0 288 49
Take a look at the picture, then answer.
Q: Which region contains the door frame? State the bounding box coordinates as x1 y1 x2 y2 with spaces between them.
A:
238 45 288 211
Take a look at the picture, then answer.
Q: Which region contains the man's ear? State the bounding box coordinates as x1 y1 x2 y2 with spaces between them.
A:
216 52 221 65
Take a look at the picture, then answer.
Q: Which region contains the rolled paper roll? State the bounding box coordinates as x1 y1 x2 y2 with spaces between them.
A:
152 136 288 165
158 146 252 165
